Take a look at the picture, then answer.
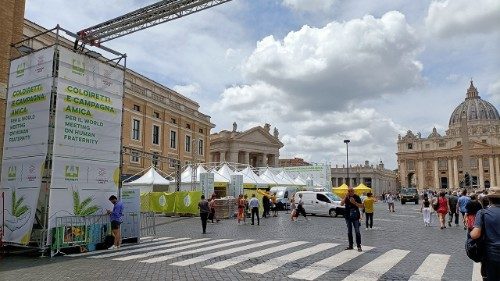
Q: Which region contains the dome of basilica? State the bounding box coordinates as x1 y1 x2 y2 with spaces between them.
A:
448 81 500 127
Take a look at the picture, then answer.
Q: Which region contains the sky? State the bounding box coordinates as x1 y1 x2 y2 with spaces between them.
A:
25 0 500 170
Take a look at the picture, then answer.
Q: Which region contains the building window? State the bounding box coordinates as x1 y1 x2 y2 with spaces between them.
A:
185 135 191 152
169 159 176 168
170 131 177 149
133 104 140 111
482 139 487 143
457 141 461 146
425 144 430 149
131 150 140 163
407 160 415 171
152 125 160 145
198 139 204 155
186 123 191 130
407 143 413 149
171 118 177 124
132 119 140 141
199 128 203 134
152 152 159 167
154 111 160 119
438 142 445 147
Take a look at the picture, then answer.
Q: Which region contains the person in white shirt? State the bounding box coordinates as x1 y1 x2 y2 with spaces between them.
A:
386 193 395 212
249 194 260 225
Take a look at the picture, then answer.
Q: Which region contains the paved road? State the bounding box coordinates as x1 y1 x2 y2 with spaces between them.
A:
0 202 480 281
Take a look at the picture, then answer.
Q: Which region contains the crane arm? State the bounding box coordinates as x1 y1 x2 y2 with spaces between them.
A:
76 0 232 46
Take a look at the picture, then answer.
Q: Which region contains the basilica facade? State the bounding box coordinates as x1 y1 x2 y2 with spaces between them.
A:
397 81 500 190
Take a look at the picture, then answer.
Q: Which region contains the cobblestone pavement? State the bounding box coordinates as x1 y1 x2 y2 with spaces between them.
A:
0 202 480 281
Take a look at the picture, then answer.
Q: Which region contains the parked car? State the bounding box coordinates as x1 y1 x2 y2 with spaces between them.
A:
400 188 419 204
270 186 298 210
294 191 345 217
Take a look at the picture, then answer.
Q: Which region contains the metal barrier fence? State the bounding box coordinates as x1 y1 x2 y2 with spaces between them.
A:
51 214 110 256
140 212 156 238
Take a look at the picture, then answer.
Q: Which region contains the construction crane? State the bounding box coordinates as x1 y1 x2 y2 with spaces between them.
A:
74 0 232 48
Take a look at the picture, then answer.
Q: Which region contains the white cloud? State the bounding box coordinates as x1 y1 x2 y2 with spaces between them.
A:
242 11 422 112
173 83 201 98
425 0 500 38
282 0 335 13
488 79 500 104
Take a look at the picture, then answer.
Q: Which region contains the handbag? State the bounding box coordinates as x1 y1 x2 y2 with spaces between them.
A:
432 199 439 211
348 208 360 221
465 210 485 263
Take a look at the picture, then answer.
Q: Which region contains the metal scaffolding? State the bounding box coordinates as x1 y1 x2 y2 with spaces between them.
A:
75 0 232 47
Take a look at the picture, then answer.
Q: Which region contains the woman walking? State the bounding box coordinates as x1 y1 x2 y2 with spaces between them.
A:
465 194 483 231
421 194 432 226
208 194 219 223
237 194 246 224
290 195 297 222
436 191 449 229
470 186 500 280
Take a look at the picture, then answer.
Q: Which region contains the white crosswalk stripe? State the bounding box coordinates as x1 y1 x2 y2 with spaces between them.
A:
90 237 200 259
141 239 254 263
288 246 375 280
342 249 410 281
241 243 338 275
170 240 280 266
114 238 229 261
408 254 450 281
66 237 173 257
204 241 309 270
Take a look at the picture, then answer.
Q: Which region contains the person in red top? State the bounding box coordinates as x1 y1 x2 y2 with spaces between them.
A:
237 194 246 224
437 191 449 229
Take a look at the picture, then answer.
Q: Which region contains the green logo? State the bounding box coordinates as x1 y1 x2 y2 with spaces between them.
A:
65 165 79 181
71 58 85 76
7 166 16 181
16 62 26 77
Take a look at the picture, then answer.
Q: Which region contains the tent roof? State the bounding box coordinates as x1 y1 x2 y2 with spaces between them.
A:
237 166 267 185
294 175 307 186
334 183 349 189
259 168 279 185
276 170 296 185
355 183 371 190
123 167 170 186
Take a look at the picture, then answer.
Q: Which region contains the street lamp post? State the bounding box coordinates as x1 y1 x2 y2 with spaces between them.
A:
344 139 350 187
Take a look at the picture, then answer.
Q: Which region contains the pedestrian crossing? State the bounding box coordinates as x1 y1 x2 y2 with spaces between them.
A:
69 236 480 280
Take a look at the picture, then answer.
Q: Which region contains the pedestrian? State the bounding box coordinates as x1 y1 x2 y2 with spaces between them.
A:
386 192 395 212
237 194 245 224
447 191 459 227
106 195 123 250
421 194 432 226
208 194 219 223
458 189 471 229
262 194 269 218
436 191 449 229
296 193 308 220
469 186 500 280
244 194 249 221
341 187 363 252
249 194 260 225
198 195 210 234
290 194 297 222
363 192 376 230
271 194 278 217
465 194 483 231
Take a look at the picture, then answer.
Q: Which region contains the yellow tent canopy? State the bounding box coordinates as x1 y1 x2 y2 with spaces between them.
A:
354 183 372 195
332 183 349 197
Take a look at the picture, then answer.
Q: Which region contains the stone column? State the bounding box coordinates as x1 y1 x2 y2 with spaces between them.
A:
263 154 269 167
489 156 496 187
447 158 453 189
417 160 424 189
434 160 439 189
220 151 226 163
496 157 500 187
478 157 484 189
229 151 239 163
453 158 459 189
399 160 406 187
244 151 250 165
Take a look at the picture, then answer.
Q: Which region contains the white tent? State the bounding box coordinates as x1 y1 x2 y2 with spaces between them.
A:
217 163 234 181
259 168 279 185
294 175 307 186
123 167 170 193
237 166 267 186
179 164 207 183
211 166 231 183
276 170 296 185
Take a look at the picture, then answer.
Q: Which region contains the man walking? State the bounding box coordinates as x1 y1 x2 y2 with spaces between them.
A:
249 194 260 225
106 195 123 250
341 187 364 252
386 192 395 212
447 191 459 227
458 189 471 229
198 195 210 234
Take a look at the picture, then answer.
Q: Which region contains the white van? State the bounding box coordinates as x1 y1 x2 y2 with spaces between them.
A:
294 191 345 217
270 186 298 210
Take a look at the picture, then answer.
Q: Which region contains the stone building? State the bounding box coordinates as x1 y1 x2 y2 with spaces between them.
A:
397 81 500 190
210 123 283 167
279 157 310 167
1 15 215 178
331 161 398 195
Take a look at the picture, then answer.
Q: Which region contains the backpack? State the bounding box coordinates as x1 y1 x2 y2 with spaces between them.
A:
465 210 485 263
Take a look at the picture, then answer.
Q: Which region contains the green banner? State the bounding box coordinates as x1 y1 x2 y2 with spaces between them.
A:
174 191 201 214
